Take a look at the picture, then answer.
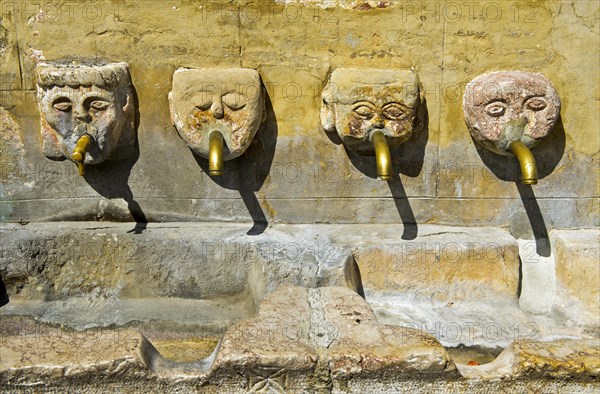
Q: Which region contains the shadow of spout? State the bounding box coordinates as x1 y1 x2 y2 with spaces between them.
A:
516 183 551 257
0 275 9 307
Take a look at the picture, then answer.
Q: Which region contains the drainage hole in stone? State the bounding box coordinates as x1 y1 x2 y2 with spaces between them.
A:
446 344 504 366
150 336 220 363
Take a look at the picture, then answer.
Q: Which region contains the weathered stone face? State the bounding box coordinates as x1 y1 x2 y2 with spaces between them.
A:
463 71 561 155
322 68 424 154
36 62 135 164
169 68 265 160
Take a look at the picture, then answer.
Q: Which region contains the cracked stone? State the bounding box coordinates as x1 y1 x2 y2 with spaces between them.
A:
210 285 456 391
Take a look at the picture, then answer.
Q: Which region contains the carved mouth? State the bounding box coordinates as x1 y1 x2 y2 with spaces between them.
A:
68 124 105 163
367 127 390 140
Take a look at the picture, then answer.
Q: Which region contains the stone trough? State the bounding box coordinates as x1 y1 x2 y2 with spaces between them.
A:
1 223 598 392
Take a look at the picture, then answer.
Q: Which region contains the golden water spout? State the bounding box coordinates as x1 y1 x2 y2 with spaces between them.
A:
71 135 91 176
208 130 224 176
508 140 537 185
370 130 392 181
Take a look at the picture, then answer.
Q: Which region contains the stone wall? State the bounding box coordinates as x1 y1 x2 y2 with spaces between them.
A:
1 0 598 230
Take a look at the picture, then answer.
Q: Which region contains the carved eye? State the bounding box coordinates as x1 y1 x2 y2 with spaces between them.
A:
353 104 375 119
89 100 110 111
524 97 547 111
195 101 212 111
222 92 246 111
484 101 506 117
52 98 72 112
382 103 408 120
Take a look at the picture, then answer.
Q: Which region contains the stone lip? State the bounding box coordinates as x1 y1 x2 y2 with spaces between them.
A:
456 338 600 381
0 328 162 386
1 286 599 391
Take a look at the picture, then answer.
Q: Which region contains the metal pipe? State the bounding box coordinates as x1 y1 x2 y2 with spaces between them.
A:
370 130 392 181
71 134 91 176
208 130 224 176
508 140 537 185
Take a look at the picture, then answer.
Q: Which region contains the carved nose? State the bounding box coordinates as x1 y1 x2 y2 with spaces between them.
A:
510 108 528 123
74 105 89 122
371 114 385 129
518 113 529 123
211 100 224 119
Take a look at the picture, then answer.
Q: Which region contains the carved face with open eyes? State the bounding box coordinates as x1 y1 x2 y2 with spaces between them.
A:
321 69 425 154
36 62 135 164
169 68 265 160
463 71 561 155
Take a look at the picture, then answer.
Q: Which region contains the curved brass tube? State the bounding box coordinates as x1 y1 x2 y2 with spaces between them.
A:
370 130 392 181
71 134 91 176
508 140 537 185
208 130 224 176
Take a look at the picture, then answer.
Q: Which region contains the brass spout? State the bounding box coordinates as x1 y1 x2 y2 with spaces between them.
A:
71 134 92 176
208 130 224 176
508 140 537 185
370 130 392 181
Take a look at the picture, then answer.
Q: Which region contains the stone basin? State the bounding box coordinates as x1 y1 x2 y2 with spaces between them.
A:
0 222 358 331
1 223 598 392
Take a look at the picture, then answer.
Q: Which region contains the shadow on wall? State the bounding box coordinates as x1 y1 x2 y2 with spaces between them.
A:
193 84 278 236
517 184 551 257
343 99 430 241
80 80 147 234
0 275 8 307
474 116 565 257
473 116 566 182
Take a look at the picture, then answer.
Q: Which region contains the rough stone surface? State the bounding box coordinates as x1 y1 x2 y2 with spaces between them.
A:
320 287 455 380
209 285 456 391
0 222 357 301
518 239 556 315
1 287 598 392
463 71 561 155
209 286 319 390
0 1 596 226
0 1 599 390
0 107 26 185
2 222 597 347
0 16 21 91
169 68 265 160
0 327 160 386
36 62 137 164
350 226 520 302
552 229 600 322
0 222 359 328
457 338 600 380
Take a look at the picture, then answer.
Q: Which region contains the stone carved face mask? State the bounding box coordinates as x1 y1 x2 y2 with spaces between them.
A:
321 69 425 154
36 62 135 164
169 68 265 160
463 71 561 155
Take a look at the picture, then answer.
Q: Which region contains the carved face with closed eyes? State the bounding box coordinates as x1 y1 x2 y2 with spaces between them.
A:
463 71 561 155
321 69 425 155
36 62 135 164
169 68 265 160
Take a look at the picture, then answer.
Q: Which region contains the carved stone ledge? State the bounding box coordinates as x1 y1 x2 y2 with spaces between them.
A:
456 338 600 380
